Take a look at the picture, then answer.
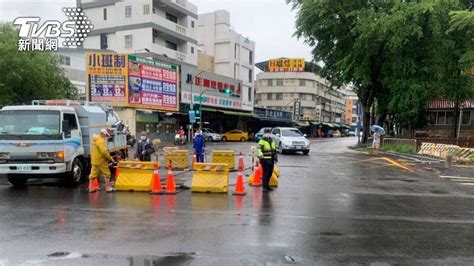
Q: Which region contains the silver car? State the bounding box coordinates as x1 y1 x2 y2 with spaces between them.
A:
202 128 221 142
271 127 310 155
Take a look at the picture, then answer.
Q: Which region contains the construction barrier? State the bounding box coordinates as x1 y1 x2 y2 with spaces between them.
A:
164 149 189 169
249 164 279 187
115 161 158 192
418 142 459 159
211 150 235 170
270 164 280 187
191 163 230 193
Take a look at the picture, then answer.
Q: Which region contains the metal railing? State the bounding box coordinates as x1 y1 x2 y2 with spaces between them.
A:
383 138 417 153
366 137 417 154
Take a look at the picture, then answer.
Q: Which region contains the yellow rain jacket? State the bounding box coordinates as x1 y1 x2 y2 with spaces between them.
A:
91 135 113 166
89 135 114 180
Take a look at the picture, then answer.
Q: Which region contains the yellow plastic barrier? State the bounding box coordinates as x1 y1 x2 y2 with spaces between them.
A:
249 164 280 187
191 163 230 193
164 149 189 169
114 161 158 192
211 150 235 169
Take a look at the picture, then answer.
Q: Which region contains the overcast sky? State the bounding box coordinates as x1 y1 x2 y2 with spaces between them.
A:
0 0 313 63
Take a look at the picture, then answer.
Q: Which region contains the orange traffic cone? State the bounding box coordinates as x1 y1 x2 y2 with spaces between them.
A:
238 152 244 172
150 163 163 194
164 169 178 195
89 177 100 192
250 161 262 187
191 154 197 170
233 171 247 196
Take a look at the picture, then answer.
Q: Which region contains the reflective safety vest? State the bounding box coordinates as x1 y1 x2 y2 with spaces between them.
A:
258 137 276 160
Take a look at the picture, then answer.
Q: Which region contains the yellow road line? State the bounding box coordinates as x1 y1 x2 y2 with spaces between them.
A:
382 157 413 172
334 158 383 166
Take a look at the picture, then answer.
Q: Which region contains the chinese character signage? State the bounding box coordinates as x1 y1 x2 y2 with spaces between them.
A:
86 52 128 105
127 55 178 111
86 53 179 111
182 92 243 110
268 58 305 72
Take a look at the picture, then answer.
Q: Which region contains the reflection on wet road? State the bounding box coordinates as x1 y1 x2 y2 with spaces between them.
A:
1 138 474 265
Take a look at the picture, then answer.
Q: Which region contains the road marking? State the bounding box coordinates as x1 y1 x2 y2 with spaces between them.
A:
440 175 474 179
459 183 474 186
334 158 382 165
382 157 413 172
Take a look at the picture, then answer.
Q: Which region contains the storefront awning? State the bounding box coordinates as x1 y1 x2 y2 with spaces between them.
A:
295 121 310 127
201 107 255 117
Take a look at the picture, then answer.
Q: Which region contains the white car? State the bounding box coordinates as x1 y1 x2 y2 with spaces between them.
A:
202 128 221 142
271 127 311 155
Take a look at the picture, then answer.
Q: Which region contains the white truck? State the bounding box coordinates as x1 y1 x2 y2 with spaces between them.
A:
0 100 129 187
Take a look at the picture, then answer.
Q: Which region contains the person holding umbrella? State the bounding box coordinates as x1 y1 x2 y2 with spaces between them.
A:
370 125 385 155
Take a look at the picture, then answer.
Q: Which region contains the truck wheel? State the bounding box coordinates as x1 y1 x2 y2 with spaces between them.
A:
7 175 28 188
66 158 84 187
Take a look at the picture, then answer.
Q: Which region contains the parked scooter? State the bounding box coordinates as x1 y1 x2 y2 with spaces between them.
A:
174 133 186 145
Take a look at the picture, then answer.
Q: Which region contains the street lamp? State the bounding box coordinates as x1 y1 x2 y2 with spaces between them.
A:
190 68 210 111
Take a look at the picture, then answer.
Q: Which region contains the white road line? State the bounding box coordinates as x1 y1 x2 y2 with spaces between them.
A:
459 183 474 186
440 175 474 179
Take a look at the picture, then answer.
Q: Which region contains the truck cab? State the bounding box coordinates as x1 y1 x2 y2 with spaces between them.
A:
0 100 127 187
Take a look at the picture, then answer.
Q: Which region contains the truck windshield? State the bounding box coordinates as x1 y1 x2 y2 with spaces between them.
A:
0 110 61 140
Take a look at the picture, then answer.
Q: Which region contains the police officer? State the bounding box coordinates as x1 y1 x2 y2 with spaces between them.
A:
258 128 277 192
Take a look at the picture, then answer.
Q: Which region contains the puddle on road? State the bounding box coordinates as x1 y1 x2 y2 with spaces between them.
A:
319 231 343 236
44 251 196 265
127 252 195 265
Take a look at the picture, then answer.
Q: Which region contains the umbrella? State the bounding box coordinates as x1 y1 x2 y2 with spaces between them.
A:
370 125 385 134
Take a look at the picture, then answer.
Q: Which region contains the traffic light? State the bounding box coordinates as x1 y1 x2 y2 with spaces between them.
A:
194 104 201 117
220 88 232 95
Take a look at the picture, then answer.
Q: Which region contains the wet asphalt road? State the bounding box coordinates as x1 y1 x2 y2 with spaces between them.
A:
1 137 474 265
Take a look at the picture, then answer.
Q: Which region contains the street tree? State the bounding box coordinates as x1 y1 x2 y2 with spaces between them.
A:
290 0 473 142
289 0 395 143
0 23 77 106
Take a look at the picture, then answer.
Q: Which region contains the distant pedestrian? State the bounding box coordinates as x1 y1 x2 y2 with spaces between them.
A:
135 131 155 161
89 129 116 193
372 131 381 155
258 128 278 192
193 129 205 162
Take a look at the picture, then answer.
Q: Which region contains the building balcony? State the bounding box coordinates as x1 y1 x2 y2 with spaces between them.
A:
151 43 192 65
151 12 196 41
156 0 198 15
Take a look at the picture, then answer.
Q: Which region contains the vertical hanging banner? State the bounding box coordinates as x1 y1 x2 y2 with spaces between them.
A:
127 55 179 112
86 52 128 105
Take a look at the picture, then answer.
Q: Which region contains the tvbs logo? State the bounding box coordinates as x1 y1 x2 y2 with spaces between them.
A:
13 7 93 52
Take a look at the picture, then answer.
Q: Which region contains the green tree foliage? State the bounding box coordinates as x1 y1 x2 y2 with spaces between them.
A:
0 23 78 106
290 0 473 141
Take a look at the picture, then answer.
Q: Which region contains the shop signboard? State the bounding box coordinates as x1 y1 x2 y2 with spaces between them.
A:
86 52 179 112
268 58 305 72
127 55 179 112
86 52 128 105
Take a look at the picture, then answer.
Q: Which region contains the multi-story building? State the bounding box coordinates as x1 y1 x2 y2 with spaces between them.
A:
255 58 345 124
79 0 198 66
56 47 90 101
197 10 255 112
343 88 359 126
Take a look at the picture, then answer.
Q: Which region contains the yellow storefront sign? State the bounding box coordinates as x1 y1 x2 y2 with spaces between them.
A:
86 52 128 105
268 58 305 72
